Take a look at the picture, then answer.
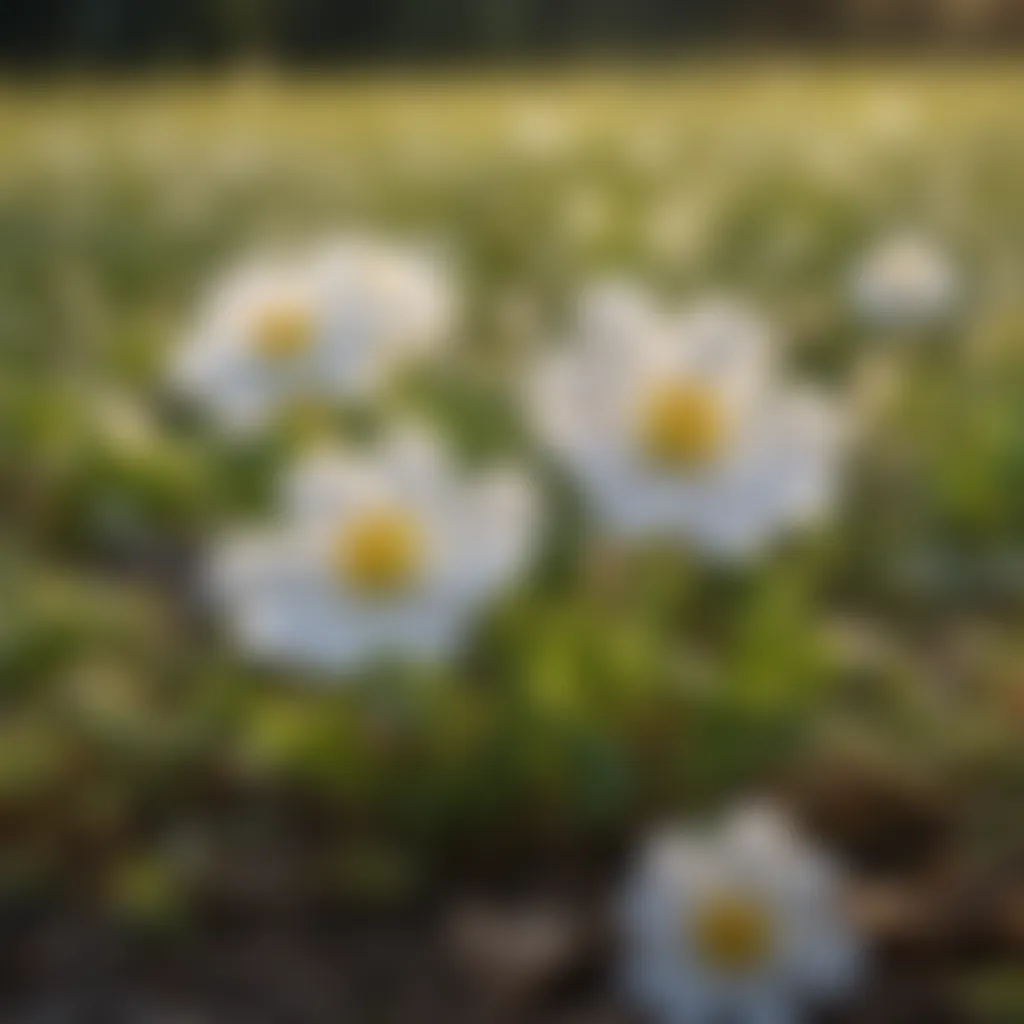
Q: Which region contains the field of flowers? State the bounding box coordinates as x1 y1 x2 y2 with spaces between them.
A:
3 67 1024 1019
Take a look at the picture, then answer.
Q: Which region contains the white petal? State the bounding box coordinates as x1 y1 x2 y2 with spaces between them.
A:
283 449 385 524
378 601 468 661
530 349 628 464
208 530 299 600
576 278 663 348
622 829 722 952
671 297 774 402
438 467 539 599
672 389 844 558
722 802 802 858
228 588 359 671
731 988 800 1024
314 237 456 357
382 427 451 493
789 922 863 1000
620 953 716 1024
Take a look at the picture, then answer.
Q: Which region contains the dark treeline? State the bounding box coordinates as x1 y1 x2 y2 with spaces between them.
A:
4 0 1024 68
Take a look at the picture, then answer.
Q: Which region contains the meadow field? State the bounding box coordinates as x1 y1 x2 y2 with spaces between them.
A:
3 67 1024 1019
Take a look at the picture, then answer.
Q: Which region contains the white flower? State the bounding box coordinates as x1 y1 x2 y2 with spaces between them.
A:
851 235 958 328
620 804 862 1024
208 428 537 672
531 284 845 560
171 237 457 432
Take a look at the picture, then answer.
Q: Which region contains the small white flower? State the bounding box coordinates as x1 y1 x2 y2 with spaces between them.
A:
531 284 845 560
209 428 537 672
620 804 862 1024
171 237 457 432
851 234 958 328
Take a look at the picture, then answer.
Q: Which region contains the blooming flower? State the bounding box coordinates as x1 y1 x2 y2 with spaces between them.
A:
531 284 845 559
620 804 862 1024
850 234 958 328
209 428 537 672
171 237 457 432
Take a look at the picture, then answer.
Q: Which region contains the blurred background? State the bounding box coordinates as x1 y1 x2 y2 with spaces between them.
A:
4 3 1024 1023
5 0 1024 68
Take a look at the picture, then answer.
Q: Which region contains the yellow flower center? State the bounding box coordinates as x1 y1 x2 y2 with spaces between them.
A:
334 510 425 597
253 302 314 360
691 893 774 974
639 381 727 468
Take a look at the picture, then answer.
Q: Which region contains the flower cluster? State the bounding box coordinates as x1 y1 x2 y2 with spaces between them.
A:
165 230 963 1019
173 234 959 675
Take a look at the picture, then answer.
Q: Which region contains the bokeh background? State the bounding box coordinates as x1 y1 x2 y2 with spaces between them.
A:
3 4 1024 1023
6 0 1024 66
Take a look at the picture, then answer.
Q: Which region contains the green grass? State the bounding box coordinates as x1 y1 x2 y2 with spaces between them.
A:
3 67 1024 905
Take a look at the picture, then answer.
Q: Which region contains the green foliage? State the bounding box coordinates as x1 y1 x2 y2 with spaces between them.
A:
2 70 1024 900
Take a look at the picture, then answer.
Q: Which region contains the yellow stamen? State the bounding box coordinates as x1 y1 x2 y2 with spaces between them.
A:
254 302 313 360
691 893 774 974
334 510 425 597
639 381 726 468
